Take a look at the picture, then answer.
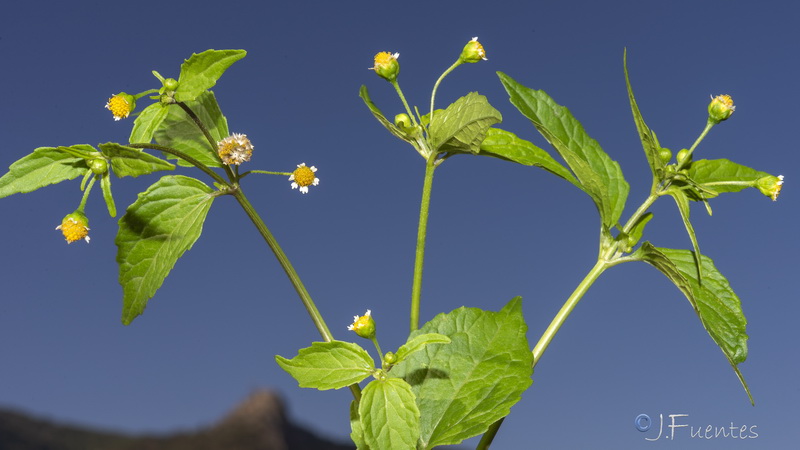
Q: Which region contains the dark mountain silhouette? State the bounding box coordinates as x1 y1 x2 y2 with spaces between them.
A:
0 390 354 450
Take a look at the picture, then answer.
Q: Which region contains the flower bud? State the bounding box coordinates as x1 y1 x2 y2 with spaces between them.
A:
370 52 400 82
460 37 487 63
163 78 179 91
708 94 735 124
394 113 412 128
347 309 376 339
105 92 136 121
384 352 396 365
658 148 672 164
676 149 691 165
756 175 784 201
89 158 109 175
56 211 90 244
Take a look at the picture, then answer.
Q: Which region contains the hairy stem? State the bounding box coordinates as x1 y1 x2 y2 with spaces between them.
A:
409 159 437 331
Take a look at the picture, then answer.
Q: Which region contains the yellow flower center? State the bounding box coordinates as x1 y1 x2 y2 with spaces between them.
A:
715 95 734 109
373 52 396 70
106 95 131 120
59 218 90 243
292 165 316 187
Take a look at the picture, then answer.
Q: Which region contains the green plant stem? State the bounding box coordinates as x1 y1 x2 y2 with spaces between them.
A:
677 122 714 172
390 80 418 127
429 60 462 124
409 159 437 331
531 258 609 367
476 417 504 450
247 170 293 176
77 176 95 211
176 101 236 181
230 188 364 402
128 143 228 186
232 188 333 341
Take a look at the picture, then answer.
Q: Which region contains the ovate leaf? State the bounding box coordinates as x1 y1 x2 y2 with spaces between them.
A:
631 242 752 404
480 127 580 188
116 175 215 324
428 92 502 155
0 146 88 198
130 103 170 144
154 91 228 168
624 49 665 179
175 49 246 102
498 72 629 228
360 378 420 450
275 341 374 390
391 298 532 448
98 142 175 178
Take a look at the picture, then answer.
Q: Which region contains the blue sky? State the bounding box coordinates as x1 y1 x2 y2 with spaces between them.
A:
1 0 797 448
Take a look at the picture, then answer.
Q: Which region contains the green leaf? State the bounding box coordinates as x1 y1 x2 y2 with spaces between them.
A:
0 146 88 198
624 49 665 179
667 188 702 279
116 175 215 324
130 103 170 144
155 91 228 168
275 341 375 390
393 333 451 365
98 142 175 178
631 243 753 404
480 128 581 188
359 85 418 142
175 49 247 102
349 400 367 450
625 212 653 251
391 298 532 448
687 159 770 197
100 174 116 217
498 71 629 228
428 92 502 155
360 378 420 450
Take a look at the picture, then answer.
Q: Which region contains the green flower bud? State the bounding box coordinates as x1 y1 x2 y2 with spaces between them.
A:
676 149 691 165
89 158 108 175
394 113 412 128
658 148 672 164
347 310 376 339
163 78 179 91
756 175 784 201
370 52 400 82
460 37 487 63
708 94 735 124
384 352 396 365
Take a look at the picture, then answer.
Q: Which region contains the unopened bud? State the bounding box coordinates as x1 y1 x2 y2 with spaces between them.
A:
708 94 735 124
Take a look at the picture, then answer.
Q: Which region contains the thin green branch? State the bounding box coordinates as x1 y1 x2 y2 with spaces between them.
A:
128 143 228 186
409 159 437 331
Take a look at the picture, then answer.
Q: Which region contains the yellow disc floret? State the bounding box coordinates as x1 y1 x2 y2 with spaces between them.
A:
217 133 254 165
289 163 319 194
105 93 135 121
56 212 90 244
